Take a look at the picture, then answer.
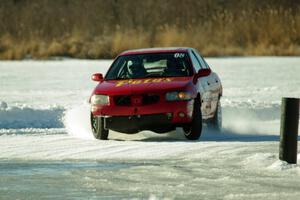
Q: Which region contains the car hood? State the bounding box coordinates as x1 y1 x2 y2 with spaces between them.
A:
93 77 193 95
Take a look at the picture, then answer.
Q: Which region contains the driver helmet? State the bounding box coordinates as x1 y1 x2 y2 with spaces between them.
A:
128 59 145 76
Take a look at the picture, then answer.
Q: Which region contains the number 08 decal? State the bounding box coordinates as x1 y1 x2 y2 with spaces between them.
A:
174 53 185 58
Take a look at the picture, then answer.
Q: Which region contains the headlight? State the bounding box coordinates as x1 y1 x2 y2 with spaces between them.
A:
165 91 192 101
91 94 109 105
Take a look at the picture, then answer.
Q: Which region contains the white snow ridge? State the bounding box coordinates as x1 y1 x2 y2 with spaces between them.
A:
0 102 64 129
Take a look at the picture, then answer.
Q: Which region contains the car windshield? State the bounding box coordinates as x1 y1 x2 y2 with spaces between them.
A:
105 53 192 80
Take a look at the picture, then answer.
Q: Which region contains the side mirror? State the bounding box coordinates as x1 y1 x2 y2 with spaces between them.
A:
193 69 211 83
197 69 211 77
92 73 103 82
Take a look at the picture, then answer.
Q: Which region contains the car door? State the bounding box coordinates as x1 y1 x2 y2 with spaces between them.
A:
189 50 212 119
193 49 222 117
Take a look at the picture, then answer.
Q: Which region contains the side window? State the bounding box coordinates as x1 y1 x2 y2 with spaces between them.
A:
198 56 208 69
193 49 209 69
200 55 210 69
190 52 201 72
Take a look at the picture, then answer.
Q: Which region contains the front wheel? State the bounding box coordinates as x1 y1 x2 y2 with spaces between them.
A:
90 113 109 140
183 99 202 140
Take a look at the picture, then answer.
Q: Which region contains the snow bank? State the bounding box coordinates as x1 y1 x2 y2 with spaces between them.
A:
0 98 291 140
222 100 281 134
0 98 285 137
0 101 64 129
222 99 281 121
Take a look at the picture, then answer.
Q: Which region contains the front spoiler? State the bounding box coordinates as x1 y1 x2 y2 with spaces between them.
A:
104 114 175 134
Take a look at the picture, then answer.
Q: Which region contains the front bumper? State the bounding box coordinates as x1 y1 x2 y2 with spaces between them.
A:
92 99 194 124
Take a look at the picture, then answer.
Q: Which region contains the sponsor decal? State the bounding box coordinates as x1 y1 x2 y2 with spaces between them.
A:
115 78 173 87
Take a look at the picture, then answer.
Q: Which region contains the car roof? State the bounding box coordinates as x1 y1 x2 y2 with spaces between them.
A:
119 47 191 56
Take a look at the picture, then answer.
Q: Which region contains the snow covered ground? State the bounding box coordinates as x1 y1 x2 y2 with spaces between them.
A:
0 57 299 199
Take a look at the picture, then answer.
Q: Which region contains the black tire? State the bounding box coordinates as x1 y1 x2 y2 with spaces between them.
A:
208 100 222 132
183 98 202 140
90 113 109 140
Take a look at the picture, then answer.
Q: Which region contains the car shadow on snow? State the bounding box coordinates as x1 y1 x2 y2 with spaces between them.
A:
110 127 282 143
201 128 280 142
131 127 282 142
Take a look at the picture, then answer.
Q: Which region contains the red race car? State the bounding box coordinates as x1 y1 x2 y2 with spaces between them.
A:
90 47 222 140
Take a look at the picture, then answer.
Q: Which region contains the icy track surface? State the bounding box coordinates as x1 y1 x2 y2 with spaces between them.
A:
0 57 300 199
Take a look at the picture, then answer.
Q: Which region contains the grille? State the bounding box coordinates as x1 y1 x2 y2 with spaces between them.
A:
114 96 131 106
142 94 160 105
114 94 160 106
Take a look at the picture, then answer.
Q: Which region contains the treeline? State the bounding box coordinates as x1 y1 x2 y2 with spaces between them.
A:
0 0 300 59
